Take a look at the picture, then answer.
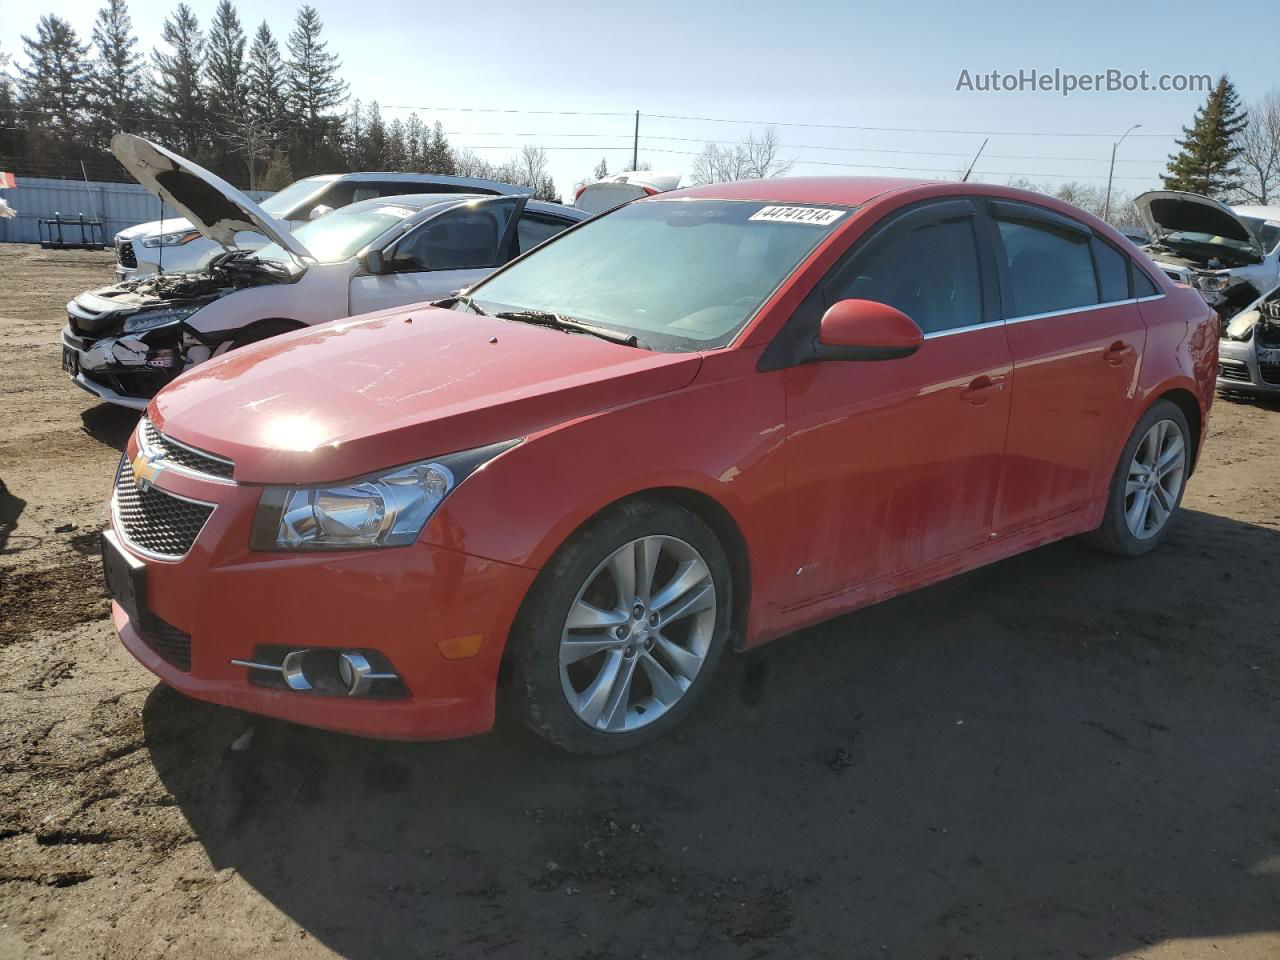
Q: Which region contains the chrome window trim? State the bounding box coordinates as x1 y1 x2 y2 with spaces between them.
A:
137 420 236 485
922 295 1157 340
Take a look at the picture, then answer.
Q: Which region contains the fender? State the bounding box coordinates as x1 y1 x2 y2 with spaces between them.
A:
423 348 792 645
182 260 355 337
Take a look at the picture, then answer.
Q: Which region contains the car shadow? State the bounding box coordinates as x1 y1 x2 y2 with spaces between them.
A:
0 479 26 554
80 402 139 453
143 507 1280 958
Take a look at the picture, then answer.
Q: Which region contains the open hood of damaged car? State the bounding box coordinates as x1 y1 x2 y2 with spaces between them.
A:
111 134 311 260
1136 190 1264 259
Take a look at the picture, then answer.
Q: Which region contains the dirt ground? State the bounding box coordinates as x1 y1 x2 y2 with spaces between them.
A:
0 242 1277 960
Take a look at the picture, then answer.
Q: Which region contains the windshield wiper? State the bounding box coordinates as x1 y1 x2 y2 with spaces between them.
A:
449 294 489 316
494 309 639 347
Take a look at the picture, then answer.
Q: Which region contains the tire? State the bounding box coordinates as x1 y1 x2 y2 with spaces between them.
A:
506 498 733 754
1086 399 1191 556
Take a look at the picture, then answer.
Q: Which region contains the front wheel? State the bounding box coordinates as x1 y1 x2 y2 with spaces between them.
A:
507 499 732 754
1086 399 1191 556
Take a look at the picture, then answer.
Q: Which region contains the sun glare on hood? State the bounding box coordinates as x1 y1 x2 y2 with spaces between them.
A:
259 414 331 453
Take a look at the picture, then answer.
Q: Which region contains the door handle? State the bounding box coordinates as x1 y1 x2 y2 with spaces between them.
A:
1103 341 1134 365
961 374 1007 405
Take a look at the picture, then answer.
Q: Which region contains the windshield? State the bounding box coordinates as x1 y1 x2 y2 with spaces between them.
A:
1240 215 1280 254
255 203 415 264
466 199 849 351
258 178 331 219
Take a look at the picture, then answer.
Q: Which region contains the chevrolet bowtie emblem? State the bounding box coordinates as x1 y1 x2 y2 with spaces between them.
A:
131 449 165 493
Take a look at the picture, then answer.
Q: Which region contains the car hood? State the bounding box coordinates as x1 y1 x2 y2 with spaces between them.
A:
1136 190 1264 258
111 134 310 260
150 305 703 484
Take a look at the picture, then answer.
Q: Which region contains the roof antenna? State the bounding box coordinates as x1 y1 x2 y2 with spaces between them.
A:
961 138 989 183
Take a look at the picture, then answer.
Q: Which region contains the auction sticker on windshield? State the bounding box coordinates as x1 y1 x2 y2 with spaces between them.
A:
748 206 846 225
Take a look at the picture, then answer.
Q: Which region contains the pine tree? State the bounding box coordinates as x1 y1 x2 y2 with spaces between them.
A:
0 45 20 159
205 1 247 122
262 145 294 190
403 113 424 169
386 117 406 171
18 15 92 137
286 4 347 166
423 121 455 174
1163 75 1248 200
246 22 286 131
89 0 146 143
362 100 386 169
151 3 206 156
593 156 609 180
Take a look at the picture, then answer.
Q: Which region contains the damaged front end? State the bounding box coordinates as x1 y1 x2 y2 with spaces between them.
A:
62 253 294 409
1143 248 1262 321
1217 287 1280 394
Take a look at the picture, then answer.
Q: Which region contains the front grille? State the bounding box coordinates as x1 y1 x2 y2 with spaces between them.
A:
140 617 191 671
113 456 214 558
141 417 234 480
1260 363 1280 386
1219 363 1252 383
116 239 137 269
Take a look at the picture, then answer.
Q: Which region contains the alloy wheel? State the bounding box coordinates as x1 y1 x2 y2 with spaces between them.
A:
559 535 717 733
1124 418 1186 540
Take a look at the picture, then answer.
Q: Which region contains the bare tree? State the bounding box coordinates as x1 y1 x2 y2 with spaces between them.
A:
214 108 281 190
1239 91 1280 204
691 127 794 185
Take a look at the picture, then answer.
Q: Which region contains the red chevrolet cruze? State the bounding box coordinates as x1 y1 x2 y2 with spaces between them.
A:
103 178 1217 753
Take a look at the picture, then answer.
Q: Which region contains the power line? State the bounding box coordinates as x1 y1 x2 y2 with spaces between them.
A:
643 112 1178 138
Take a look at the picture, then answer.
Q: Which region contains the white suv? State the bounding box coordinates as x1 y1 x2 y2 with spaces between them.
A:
113 171 532 281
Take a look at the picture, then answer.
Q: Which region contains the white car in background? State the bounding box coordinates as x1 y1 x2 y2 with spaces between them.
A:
1137 190 1280 319
113 168 532 281
62 135 586 410
574 171 683 215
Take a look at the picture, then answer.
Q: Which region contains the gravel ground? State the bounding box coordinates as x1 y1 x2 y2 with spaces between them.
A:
0 242 1277 960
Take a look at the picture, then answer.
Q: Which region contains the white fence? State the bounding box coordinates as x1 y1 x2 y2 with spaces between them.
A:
0 176 270 245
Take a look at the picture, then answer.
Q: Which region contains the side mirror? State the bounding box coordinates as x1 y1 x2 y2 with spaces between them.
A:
308 204 334 221
814 298 923 361
362 249 388 275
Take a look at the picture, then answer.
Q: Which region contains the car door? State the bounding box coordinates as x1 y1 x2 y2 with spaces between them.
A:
985 200 1148 534
348 197 522 315
780 198 1013 606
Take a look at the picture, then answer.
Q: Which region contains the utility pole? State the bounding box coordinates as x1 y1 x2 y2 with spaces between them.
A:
1104 123 1142 222
632 110 639 172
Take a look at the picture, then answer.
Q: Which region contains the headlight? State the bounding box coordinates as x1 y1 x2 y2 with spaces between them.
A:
1194 274 1231 291
141 229 202 249
122 305 201 334
251 440 519 551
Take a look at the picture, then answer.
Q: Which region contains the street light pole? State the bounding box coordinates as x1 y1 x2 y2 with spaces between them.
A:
1104 123 1142 222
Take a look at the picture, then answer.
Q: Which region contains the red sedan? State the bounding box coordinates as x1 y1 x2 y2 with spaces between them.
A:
103 177 1218 753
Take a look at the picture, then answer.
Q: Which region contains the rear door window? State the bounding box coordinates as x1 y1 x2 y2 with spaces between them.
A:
1093 237 1131 303
995 218 1099 317
516 213 577 255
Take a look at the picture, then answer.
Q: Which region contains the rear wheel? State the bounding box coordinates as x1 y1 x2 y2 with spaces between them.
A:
1087 399 1190 556
507 499 732 754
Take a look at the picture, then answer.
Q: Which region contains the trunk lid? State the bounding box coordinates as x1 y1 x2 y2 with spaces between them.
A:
111 134 311 260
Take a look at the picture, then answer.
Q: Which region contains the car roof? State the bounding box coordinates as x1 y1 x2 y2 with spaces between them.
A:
335 193 589 222
1231 205 1280 222
295 171 532 193
660 176 938 207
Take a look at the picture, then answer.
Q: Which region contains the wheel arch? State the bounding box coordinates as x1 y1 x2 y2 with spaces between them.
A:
1153 386 1204 474
500 484 755 681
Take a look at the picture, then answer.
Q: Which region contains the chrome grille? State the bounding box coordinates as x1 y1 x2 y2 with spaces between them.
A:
141 417 234 480
113 456 214 559
116 239 137 269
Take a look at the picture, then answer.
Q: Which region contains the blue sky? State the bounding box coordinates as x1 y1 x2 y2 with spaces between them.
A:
4 0 1279 199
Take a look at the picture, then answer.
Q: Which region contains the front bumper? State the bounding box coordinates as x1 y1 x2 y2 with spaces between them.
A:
1217 338 1280 395
62 325 175 410
108 436 538 740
